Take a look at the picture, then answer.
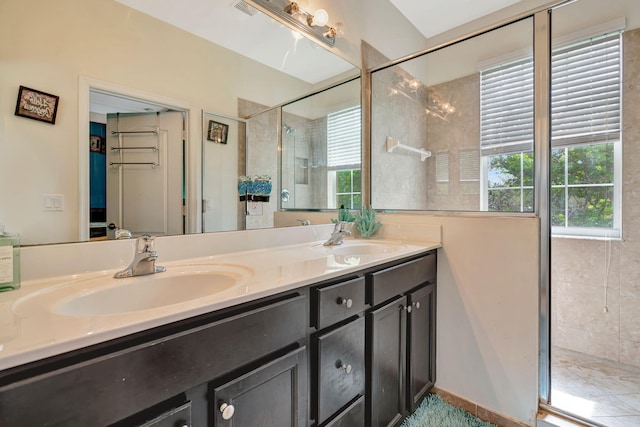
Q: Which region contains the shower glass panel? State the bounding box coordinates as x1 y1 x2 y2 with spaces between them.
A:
549 0 640 425
370 18 534 213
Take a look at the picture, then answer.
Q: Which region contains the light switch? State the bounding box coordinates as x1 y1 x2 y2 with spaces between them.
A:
42 194 64 211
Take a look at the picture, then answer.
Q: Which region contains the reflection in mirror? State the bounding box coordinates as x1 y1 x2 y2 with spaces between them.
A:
89 89 188 240
281 77 361 211
0 0 358 245
202 111 245 233
370 18 534 212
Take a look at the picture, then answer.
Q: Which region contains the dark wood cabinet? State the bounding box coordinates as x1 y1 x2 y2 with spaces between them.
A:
0 291 307 427
366 295 407 427
365 251 437 427
0 249 436 427
407 283 436 412
211 346 307 427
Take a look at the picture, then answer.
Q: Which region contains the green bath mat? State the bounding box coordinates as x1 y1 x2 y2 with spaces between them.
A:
401 394 497 427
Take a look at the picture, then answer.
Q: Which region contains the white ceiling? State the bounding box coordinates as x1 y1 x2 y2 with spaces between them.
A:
114 0 356 85
389 0 524 38
115 0 527 86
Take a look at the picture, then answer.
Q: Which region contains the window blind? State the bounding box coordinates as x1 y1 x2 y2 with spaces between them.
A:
480 57 534 156
327 106 361 168
480 32 621 155
551 33 621 145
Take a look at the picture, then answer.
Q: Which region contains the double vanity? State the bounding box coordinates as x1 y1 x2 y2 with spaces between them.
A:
0 227 439 426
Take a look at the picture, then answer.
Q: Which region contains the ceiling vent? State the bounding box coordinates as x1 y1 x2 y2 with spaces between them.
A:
233 0 258 16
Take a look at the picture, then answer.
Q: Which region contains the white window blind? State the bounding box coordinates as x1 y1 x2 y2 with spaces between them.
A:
327 106 361 168
551 33 621 145
480 32 621 155
480 57 534 156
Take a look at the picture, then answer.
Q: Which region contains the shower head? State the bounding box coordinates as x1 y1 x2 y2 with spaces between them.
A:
283 124 294 134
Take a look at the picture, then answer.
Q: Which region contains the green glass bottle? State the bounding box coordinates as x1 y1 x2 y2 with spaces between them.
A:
0 224 20 292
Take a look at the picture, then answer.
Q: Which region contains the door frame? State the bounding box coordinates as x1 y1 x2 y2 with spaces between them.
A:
78 76 194 241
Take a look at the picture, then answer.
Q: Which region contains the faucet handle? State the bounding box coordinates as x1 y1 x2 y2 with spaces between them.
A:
136 234 156 253
335 221 351 232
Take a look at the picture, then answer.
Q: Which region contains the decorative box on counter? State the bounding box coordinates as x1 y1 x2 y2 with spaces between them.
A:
238 175 272 202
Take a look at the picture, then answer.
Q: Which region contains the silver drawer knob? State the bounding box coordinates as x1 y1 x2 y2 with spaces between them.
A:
337 297 353 308
336 359 352 374
414 301 421 309
219 403 235 420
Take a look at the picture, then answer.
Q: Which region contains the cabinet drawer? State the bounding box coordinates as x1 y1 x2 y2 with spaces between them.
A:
314 317 365 425
138 402 191 427
366 252 436 306
312 277 365 330
325 396 364 427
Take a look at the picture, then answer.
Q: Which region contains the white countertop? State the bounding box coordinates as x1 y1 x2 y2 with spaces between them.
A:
0 238 439 372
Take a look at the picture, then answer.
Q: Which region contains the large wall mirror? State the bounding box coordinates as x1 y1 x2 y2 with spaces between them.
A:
0 0 362 245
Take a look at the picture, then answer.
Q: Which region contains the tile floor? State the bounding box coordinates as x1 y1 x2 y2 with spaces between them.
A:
552 347 640 426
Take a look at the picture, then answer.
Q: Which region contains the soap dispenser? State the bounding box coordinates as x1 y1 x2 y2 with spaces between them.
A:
0 224 20 291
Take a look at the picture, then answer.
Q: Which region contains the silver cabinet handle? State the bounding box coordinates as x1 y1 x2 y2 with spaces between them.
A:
413 301 421 309
219 403 235 420
337 297 353 308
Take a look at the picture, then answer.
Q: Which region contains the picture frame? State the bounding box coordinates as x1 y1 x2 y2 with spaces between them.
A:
14 86 60 124
90 134 106 154
207 120 229 144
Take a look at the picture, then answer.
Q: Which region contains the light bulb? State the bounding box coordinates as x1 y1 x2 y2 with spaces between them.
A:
311 9 329 26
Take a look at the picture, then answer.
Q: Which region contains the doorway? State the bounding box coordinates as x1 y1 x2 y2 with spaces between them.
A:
79 77 191 241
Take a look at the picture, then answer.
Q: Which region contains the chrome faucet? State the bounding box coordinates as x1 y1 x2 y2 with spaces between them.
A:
324 222 352 246
114 235 166 278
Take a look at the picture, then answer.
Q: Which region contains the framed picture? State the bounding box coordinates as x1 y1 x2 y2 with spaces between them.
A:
90 134 106 154
14 86 60 124
207 120 229 144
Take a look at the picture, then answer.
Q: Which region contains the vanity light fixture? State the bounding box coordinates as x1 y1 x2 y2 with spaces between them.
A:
245 0 341 47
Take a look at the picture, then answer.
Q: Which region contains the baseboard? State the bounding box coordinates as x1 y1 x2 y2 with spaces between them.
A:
432 387 529 427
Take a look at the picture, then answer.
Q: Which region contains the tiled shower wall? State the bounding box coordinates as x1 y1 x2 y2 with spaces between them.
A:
552 28 640 367
281 112 327 210
369 48 481 210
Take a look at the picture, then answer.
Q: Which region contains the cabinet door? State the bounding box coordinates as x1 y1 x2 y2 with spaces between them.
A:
212 347 307 427
314 316 365 425
407 283 436 412
367 295 407 427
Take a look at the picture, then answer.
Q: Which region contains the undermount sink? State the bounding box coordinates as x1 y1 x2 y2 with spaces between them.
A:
14 264 253 317
310 240 407 267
